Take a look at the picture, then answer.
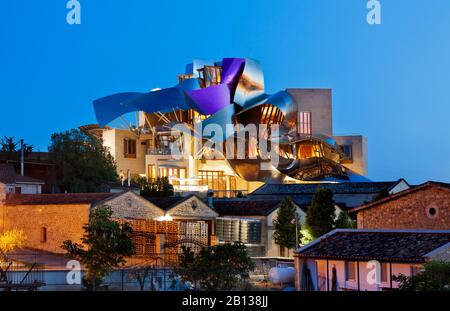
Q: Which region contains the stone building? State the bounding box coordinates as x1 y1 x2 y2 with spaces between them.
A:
0 190 217 259
0 192 113 253
294 229 450 291
350 181 450 230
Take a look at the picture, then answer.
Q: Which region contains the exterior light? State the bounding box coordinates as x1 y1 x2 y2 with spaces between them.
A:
157 215 173 222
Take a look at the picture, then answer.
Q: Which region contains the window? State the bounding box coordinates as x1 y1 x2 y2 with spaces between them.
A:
426 205 439 219
40 227 47 243
158 167 186 185
345 261 357 281
342 145 353 160
148 164 156 181
124 139 137 158
381 263 389 283
297 111 312 135
198 170 225 191
14 187 22 194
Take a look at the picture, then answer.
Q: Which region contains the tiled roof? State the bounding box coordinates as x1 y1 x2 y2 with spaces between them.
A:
0 163 44 184
144 195 193 210
349 181 450 213
0 163 16 184
213 199 284 216
296 229 450 263
4 193 115 206
251 182 398 196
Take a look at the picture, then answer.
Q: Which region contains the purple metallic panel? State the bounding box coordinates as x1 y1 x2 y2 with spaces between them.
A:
221 58 246 85
186 84 231 115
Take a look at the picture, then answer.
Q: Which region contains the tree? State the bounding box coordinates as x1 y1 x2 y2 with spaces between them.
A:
0 229 26 260
49 129 118 193
273 197 302 251
305 188 335 239
176 242 255 291
1 136 18 153
394 261 450 291
334 211 356 229
140 176 174 197
61 206 135 290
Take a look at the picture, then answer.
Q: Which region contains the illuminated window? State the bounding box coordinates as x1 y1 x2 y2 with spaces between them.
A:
297 111 312 135
197 66 222 88
40 227 47 243
124 139 137 158
345 261 356 281
159 167 186 185
198 170 225 191
148 164 156 181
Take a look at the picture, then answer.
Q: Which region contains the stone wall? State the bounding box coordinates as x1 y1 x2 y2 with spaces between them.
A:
100 191 164 220
1 203 89 254
357 187 450 230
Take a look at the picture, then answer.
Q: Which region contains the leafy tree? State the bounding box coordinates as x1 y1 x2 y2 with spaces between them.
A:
273 197 302 250
305 188 336 239
176 242 255 291
334 211 356 229
0 229 26 260
49 128 118 193
61 206 135 290
140 176 174 197
394 261 450 291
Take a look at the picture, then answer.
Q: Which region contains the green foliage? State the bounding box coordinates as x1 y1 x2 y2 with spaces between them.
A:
305 188 336 239
61 205 135 290
334 211 356 229
0 136 33 160
300 224 315 246
49 129 118 193
176 242 255 291
140 176 174 197
273 197 302 250
394 261 450 291
1 136 18 153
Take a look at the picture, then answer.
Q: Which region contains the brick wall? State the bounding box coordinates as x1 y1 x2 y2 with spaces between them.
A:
1 203 89 254
357 187 450 230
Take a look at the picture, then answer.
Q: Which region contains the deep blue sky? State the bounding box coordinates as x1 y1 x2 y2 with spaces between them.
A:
1 0 449 184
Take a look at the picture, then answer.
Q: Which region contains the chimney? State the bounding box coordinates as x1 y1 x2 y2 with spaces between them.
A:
20 139 24 176
127 169 131 187
207 190 214 209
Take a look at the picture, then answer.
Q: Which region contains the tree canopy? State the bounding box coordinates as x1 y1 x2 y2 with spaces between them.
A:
394 261 450 291
273 197 301 250
61 205 135 290
49 128 117 193
305 188 336 239
176 242 255 291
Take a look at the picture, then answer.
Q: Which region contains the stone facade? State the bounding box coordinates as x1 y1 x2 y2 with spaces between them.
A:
354 184 450 230
100 191 164 220
167 195 218 219
1 203 89 254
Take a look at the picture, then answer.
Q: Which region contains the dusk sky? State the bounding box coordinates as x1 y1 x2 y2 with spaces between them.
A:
1 0 449 184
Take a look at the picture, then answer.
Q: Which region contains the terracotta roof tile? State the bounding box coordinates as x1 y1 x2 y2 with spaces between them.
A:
296 230 450 263
4 193 115 206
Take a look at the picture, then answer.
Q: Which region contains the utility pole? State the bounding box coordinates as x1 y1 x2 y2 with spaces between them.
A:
20 139 24 176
